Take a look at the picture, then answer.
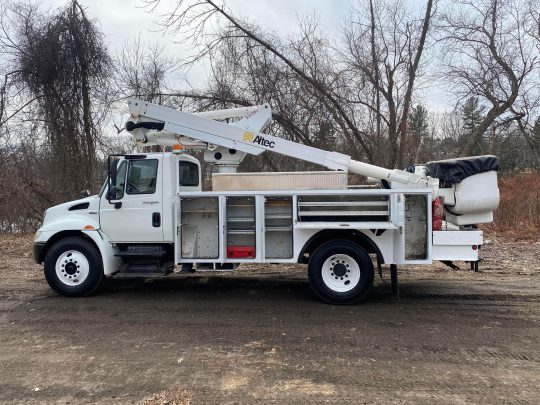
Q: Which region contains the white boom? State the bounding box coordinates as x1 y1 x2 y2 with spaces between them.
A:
126 99 425 186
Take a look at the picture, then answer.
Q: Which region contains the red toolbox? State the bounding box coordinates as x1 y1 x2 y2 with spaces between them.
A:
227 246 255 258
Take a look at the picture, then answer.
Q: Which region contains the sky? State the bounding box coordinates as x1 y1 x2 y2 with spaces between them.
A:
38 0 451 110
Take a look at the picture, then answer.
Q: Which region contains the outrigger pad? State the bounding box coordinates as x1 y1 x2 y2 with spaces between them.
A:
425 155 500 184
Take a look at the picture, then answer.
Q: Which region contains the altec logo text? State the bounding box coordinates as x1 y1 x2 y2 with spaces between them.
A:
243 132 275 148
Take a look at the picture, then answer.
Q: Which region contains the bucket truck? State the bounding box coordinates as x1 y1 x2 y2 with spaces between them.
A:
33 100 500 304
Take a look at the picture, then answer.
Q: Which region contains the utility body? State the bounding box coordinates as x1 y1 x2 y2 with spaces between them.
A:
34 100 500 304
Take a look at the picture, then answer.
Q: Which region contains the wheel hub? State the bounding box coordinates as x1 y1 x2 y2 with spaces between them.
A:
64 262 77 275
332 263 347 277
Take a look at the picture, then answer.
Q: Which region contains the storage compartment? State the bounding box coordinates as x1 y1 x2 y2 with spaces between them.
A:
432 230 482 261
226 196 256 259
297 194 390 223
213 171 347 191
404 194 428 260
264 197 293 259
180 197 219 259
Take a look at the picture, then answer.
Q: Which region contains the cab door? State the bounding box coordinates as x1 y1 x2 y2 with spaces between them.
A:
100 156 164 242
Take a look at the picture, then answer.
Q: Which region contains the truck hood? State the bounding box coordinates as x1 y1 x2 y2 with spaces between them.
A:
42 195 100 228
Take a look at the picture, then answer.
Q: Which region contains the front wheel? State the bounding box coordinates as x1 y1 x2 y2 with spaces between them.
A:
308 240 374 304
44 237 104 297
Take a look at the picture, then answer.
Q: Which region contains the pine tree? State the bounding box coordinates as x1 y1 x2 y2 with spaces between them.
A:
461 97 486 155
409 105 429 139
408 104 429 162
461 97 485 135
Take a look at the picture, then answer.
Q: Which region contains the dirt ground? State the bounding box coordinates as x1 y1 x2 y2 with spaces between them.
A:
0 234 539 404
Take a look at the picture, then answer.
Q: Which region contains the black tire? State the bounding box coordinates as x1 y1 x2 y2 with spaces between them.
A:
308 240 374 305
44 237 104 297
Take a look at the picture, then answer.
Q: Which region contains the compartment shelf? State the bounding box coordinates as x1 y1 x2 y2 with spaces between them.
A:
227 229 255 235
227 217 255 222
299 201 388 207
265 214 292 219
299 210 389 216
181 209 218 213
266 226 293 232
295 221 397 229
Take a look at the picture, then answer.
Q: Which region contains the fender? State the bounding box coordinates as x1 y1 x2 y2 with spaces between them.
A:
81 229 122 276
297 229 386 264
36 218 121 276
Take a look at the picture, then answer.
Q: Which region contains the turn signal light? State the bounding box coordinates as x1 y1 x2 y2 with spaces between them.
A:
83 225 95 230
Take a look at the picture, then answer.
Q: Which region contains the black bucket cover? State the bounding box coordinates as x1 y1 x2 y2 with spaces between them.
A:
425 155 500 184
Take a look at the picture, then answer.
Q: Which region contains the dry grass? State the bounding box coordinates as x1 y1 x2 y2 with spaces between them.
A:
141 384 192 405
486 173 540 239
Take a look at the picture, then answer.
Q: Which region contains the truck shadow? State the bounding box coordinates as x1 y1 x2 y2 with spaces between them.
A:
98 274 395 304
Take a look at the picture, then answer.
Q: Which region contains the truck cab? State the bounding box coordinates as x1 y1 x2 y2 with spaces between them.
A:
101 153 200 243
34 153 201 296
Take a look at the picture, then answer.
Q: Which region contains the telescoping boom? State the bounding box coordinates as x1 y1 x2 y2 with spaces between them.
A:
126 99 425 187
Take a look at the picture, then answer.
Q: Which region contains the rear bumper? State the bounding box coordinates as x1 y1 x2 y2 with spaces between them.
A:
33 242 46 264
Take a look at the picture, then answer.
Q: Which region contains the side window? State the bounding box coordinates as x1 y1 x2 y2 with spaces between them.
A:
126 159 158 195
113 160 127 199
179 161 199 187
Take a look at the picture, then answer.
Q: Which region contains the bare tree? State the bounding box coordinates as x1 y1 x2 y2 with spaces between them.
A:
157 18 346 172
111 35 178 138
438 0 539 156
513 94 540 167
341 0 434 167
14 0 112 197
143 0 434 168
115 35 177 104
0 0 112 232
143 0 379 162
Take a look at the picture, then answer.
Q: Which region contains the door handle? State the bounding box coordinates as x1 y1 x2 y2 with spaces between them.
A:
152 212 161 227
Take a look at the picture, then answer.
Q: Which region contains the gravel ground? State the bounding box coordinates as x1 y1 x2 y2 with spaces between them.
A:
0 234 539 404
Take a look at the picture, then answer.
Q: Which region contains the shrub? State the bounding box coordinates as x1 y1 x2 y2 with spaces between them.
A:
486 173 540 239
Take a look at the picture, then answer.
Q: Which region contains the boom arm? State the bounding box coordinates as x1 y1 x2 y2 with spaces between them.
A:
126 99 425 186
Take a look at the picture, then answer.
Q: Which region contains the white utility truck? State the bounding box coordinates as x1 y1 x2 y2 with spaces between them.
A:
34 99 500 304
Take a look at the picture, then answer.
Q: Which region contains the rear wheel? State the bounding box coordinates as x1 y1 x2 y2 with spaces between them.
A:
44 237 103 297
308 240 374 304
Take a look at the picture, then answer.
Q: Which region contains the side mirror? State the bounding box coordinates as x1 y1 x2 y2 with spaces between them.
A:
80 189 90 199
